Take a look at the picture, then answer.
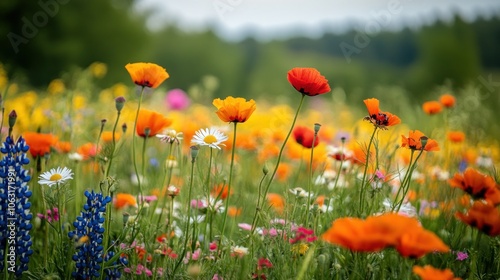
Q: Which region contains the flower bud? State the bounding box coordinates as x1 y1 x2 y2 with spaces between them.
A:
115 96 126 112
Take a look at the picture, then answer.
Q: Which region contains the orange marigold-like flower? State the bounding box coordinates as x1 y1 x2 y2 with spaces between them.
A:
447 131 465 143
125 62 169 88
293 126 319 148
77 142 99 160
212 96 256 123
456 201 500 236
23 132 58 157
422 101 442 115
363 98 401 128
449 168 500 205
401 130 439 151
136 109 172 138
287 67 331 96
54 141 72 154
439 94 456 108
413 265 461 280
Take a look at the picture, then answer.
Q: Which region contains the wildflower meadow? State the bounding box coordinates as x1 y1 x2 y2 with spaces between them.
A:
0 61 499 280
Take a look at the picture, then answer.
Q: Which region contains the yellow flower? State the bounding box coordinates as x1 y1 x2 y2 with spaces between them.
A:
213 96 256 123
291 243 310 256
47 79 65 95
89 62 107 78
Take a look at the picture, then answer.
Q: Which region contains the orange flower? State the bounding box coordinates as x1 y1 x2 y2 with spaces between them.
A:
228 206 242 217
456 201 500 236
413 265 461 280
293 126 319 148
101 131 121 142
447 131 465 143
422 101 442 115
276 162 292 182
439 94 456 108
396 228 450 258
401 130 439 151
114 193 137 210
77 143 99 160
287 67 331 96
212 96 256 123
23 132 57 157
363 98 401 128
211 184 232 200
125 62 169 88
54 141 72 153
136 109 172 137
267 193 285 214
448 168 500 205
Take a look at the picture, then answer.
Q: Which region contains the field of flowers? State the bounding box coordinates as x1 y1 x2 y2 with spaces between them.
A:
0 62 499 280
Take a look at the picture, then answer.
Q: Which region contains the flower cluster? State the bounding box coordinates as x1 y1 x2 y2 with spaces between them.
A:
68 190 111 279
0 136 33 276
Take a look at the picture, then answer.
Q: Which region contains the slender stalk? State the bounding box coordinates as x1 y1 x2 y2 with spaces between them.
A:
172 152 197 275
395 149 424 212
358 126 378 217
259 94 306 218
305 128 318 226
132 87 146 206
221 122 238 238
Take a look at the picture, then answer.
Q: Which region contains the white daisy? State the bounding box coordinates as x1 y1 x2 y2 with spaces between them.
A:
156 129 183 144
191 127 228 149
38 167 73 187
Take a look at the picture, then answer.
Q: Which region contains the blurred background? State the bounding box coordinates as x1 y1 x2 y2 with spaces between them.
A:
1 0 500 103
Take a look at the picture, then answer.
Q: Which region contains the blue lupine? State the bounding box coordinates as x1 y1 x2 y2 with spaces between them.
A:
0 136 33 276
104 249 128 280
68 190 111 279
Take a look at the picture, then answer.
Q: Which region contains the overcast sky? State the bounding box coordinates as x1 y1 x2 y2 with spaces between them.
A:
135 0 500 40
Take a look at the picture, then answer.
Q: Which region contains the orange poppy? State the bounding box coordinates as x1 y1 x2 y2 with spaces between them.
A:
54 141 72 153
136 109 172 138
439 94 456 108
267 193 285 214
77 143 99 160
363 98 401 128
276 162 292 182
211 184 232 200
422 101 442 115
449 168 500 205
125 62 169 88
287 67 331 96
447 131 465 143
101 131 121 142
212 96 256 123
293 126 319 148
228 206 242 217
114 193 138 210
456 201 500 236
401 130 439 151
413 265 461 280
23 132 57 157
396 228 450 258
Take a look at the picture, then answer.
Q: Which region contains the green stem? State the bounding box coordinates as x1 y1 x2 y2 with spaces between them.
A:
358 126 378 217
260 94 306 216
172 153 196 275
221 122 238 238
132 87 145 207
305 130 318 226
394 149 424 212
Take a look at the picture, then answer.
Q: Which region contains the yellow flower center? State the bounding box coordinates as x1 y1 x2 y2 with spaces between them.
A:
204 135 217 144
50 174 62 181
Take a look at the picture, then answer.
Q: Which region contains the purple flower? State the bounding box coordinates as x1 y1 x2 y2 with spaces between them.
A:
456 251 468 261
165 89 190 110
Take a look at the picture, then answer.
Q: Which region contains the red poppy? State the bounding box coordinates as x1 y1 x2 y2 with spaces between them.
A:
401 130 439 151
449 168 500 205
287 68 331 96
136 109 172 138
23 132 57 157
293 126 319 148
422 101 442 115
456 201 500 237
363 98 401 128
125 63 169 88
